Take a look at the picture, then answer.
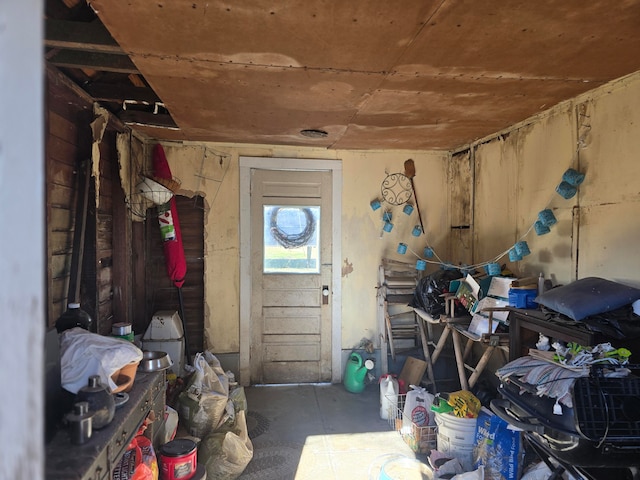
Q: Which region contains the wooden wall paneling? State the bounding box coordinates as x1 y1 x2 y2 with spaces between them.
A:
132 220 148 337
91 130 117 335
83 176 99 332
48 135 78 164
48 111 76 143
448 150 474 266
45 71 92 327
96 214 113 250
176 196 205 355
47 183 74 211
111 136 133 327
144 195 205 357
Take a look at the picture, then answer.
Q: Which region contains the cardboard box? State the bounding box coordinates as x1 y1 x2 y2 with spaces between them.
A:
399 356 428 388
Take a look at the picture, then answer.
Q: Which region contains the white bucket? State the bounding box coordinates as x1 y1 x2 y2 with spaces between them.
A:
434 412 477 471
380 375 399 420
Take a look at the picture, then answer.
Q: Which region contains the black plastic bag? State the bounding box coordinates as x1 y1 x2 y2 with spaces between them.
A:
581 305 640 339
409 269 463 317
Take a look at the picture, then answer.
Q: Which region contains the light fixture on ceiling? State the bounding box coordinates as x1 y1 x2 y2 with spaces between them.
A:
300 129 328 138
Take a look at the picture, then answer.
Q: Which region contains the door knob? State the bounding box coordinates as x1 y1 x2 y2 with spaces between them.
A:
322 285 330 304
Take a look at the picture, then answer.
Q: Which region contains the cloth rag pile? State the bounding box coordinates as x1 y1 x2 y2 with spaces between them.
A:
497 343 631 408
496 356 585 408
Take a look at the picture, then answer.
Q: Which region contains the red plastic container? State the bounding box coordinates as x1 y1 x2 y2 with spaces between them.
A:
160 439 198 480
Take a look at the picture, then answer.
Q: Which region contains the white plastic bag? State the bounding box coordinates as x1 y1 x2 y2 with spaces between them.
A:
60 327 143 394
402 385 435 432
177 351 229 438
199 410 254 480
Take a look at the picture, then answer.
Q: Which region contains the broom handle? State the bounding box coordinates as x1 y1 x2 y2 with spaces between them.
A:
410 178 425 234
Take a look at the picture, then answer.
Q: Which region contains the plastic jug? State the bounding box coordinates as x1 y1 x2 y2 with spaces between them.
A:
343 352 370 393
379 375 399 420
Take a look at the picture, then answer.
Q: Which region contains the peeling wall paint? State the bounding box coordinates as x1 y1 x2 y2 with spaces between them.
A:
341 258 354 277
90 104 109 208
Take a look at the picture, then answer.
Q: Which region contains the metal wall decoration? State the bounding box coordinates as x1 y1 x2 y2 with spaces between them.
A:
380 173 413 206
370 162 423 239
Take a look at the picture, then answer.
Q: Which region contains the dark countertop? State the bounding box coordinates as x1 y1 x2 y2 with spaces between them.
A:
45 370 162 480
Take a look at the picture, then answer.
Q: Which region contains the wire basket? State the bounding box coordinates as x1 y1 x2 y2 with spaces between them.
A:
386 393 437 454
152 175 181 193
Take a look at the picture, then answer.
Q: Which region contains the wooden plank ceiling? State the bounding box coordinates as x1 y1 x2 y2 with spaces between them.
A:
46 0 640 151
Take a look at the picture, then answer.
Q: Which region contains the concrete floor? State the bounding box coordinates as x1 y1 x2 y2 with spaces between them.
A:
238 383 430 480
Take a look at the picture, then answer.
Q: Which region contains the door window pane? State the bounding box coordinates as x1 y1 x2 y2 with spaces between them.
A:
264 205 320 273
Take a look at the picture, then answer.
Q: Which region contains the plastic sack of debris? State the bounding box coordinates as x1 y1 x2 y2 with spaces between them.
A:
177 351 229 438
431 455 484 480
60 327 143 394
520 460 578 480
199 410 253 480
410 269 465 317
229 385 247 412
402 385 435 432
446 390 482 418
473 407 522 480
112 434 159 480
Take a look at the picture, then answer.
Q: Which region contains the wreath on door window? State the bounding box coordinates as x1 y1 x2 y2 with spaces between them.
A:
270 207 316 249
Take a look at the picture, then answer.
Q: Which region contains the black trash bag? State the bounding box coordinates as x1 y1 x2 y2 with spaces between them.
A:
581 305 640 339
409 269 463 317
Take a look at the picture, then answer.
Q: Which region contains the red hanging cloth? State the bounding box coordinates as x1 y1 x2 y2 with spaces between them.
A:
153 144 187 288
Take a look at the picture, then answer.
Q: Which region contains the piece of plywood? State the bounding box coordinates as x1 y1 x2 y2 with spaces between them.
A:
399 356 428 388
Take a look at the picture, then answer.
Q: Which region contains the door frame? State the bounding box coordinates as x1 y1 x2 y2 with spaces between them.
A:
239 156 342 385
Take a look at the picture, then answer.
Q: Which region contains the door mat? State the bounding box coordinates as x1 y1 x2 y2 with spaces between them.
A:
246 410 270 439
239 441 302 480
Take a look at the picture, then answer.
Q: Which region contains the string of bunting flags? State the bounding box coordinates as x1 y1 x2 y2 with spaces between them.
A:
372 166 586 274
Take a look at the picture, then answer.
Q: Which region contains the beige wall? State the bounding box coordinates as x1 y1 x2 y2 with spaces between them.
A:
154 144 448 354
466 71 640 288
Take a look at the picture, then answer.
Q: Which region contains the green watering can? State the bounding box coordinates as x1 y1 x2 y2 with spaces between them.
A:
343 352 373 393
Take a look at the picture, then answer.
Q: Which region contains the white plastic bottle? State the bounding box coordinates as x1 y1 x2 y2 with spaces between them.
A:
538 272 545 295
379 375 399 420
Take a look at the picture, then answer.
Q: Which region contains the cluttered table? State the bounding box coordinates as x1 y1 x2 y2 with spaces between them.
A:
45 370 165 480
507 308 607 361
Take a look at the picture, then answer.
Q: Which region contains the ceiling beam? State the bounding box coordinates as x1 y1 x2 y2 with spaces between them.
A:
46 65 127 132
47 50 139 74
118 111 178 128
84 83 161 104
45 19 124 54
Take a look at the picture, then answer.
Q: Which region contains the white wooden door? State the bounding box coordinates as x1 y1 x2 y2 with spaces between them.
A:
250 169 332 383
